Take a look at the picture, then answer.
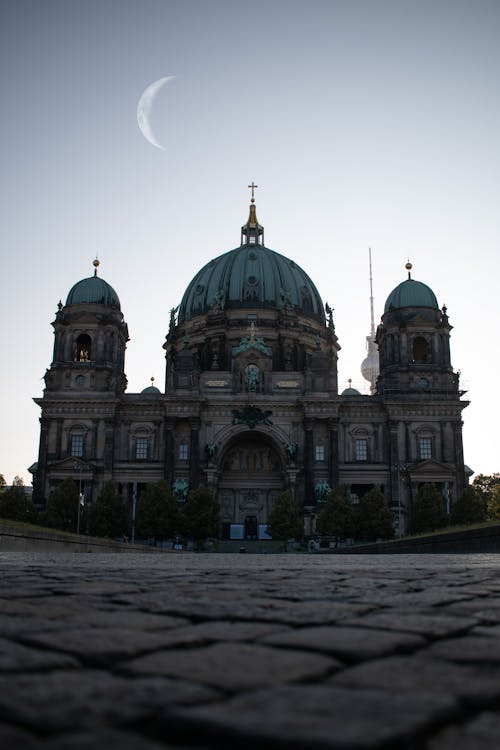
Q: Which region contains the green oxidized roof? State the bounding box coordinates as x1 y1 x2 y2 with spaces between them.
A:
66 275 121 309
178 243 324 323
384 278 438 313
141 385 161 394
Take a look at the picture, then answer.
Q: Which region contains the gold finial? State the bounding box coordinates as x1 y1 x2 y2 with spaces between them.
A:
150 376 155 385
248 181 258 203
93 257 100 277
405 260 412 279
348 378 352 388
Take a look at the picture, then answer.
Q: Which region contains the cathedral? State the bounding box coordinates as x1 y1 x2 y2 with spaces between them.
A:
33 194 469 538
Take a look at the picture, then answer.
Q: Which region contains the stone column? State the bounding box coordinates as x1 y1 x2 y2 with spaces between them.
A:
54 419 63 460
328 418 339 487
453 419 465 501
303 419 314 507
189 418 201 489
164 418 175 484
388 421 400 510
33 416 50 505
103 419 115 474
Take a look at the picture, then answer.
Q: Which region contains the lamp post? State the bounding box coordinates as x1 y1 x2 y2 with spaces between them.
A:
74 463 84 534
131 481 137 544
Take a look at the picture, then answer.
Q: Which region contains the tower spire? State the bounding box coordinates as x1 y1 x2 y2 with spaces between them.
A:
361 248 379 394
241 182 264 246
369 247 375 336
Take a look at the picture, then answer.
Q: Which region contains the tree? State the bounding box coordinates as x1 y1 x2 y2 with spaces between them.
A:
181 485 219 549
354 486 395 541
43 478 79 531
0 475 6 493
450 486 487 526
472 474 500 508
487 485 500 522
88 482 128 538
0 485 36 523
316 486 354 544
136 481 178 543
12 475 25 486
409 483 448 534
267 490 303 550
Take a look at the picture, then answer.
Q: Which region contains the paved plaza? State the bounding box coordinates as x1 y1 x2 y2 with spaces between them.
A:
1 551 500 749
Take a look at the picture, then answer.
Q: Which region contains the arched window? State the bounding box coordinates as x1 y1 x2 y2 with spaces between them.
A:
76 334 92 362
412 336 428 364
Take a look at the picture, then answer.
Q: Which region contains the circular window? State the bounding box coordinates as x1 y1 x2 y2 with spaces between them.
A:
194 284 204 295
248 252 257 261
75 375 85 386
247 275 258 286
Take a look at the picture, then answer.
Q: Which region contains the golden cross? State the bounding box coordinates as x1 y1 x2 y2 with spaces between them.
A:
248 181 258 203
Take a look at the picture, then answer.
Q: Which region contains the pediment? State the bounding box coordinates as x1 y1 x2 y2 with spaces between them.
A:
407 458 454 479
49 457 94 475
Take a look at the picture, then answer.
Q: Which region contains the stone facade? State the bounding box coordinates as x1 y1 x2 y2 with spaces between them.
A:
33 209 469 536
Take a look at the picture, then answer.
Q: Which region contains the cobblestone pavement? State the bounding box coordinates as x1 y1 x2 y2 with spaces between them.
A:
1 552 500 749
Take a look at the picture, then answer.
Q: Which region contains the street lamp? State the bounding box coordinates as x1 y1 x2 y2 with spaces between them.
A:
74 463 85 534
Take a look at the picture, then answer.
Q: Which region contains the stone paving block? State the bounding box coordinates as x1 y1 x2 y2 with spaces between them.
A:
259 625 425 661
0 723 38 749
116 592 373 625
0 636 79 672
121 641 340 690
353 589 472 608
20 626 205 666
340 611 479 638
38 728 186 750
171 684 458 749
61 611 189 631
331 655 500 705
422 635 500 664
427 711 500 750
163 620 290 643
0 670 216 732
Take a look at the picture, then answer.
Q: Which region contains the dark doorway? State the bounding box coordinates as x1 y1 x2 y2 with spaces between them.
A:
221 522 231 540
244 515 258 540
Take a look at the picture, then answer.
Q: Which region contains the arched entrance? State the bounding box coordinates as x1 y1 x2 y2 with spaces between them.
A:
217 433 286 540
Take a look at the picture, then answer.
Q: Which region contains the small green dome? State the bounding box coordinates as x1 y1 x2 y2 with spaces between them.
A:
141 385 161 395
384 278 438 313
341 386 361 396
66 275 121 309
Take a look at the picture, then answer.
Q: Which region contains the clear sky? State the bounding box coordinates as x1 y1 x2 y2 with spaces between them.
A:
1 0 499 485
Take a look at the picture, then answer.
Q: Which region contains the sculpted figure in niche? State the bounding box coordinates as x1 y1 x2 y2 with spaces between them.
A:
245 365 259 392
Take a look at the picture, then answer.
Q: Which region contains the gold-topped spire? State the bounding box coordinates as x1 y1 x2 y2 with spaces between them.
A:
93 257 100 277
405 260 412 279
241 183 264 246
248 181 258 203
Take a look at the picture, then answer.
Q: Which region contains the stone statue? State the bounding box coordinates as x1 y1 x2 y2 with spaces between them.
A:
285 442 298 464
169 306 179 331
205 442 218 462
314 480 331 504
245 366 259 392
172 478 189 503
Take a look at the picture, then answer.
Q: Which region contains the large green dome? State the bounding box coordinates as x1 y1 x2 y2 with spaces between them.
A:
66 273 121 309
178 204 324 324
384 278 438 313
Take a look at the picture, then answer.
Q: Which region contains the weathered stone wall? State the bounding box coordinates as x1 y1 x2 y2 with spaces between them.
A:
0 524 167 554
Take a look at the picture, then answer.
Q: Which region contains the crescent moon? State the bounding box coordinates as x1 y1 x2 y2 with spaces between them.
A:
137 76 175 149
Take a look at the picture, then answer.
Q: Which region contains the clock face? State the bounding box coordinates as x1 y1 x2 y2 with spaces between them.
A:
75 374 86 387
418 377 429 389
